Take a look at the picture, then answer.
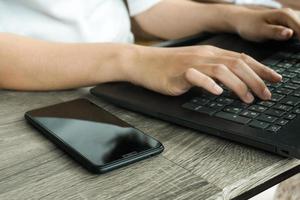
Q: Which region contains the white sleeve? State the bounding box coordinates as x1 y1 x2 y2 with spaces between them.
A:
234 0 282 8
127 0 161 16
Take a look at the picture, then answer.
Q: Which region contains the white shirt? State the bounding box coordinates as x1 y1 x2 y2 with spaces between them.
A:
0 0 160 43
234 0 282 8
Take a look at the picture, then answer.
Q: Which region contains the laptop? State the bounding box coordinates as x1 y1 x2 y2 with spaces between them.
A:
90 34 300 159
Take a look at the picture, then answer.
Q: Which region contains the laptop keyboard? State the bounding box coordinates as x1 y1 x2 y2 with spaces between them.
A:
182 50 300 133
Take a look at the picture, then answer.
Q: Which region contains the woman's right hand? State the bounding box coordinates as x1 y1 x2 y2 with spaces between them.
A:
125 45 282 103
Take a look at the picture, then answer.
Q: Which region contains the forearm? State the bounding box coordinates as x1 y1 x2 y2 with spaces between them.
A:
0 33 136 90
133 0 247 39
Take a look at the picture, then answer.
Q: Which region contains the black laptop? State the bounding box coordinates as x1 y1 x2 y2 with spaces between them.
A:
91 34 300 159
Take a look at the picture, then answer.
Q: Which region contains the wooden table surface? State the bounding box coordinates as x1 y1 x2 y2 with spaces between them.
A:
0 88 299 200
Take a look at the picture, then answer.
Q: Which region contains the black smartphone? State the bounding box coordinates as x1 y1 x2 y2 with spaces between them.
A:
24 98 164 173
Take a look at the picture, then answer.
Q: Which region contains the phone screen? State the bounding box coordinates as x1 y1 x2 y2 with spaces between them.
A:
26 99 162 167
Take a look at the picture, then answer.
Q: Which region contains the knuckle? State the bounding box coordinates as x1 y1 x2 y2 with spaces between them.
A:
230 58 245 70
279 8 293 17
240 53 252 63
201 45 217 55
202 45 214 51
212 64 228 76
283 8 293 14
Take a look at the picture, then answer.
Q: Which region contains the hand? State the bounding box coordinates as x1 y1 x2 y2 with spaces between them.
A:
126 45 282 103
235 8 300 42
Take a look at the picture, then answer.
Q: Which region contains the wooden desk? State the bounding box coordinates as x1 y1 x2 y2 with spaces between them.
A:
0 89 299 200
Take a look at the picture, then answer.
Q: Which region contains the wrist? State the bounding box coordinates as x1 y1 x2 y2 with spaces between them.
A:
121 44 156 86
118 44 145 84
92 43 140 84
120 44 169 88
201 4 248 33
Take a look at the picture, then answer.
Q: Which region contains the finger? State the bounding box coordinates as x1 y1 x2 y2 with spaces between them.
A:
260 24 294 41
211 49 282 82
268 9 300 38
239 53 282 82
223 57 272 100
197 64 255 103
200 57 271 100
185 68 223 95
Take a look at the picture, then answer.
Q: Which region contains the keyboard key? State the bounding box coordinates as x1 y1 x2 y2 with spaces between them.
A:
216 97 234 105
281 77 290 83
231 101 249 109
195 105 216 115
265 109 286 117
282 72 297 78
240 110 259 118
191 98 209 106
275 88 292 95
222 90 233 98
276 119 289 126
270 93 285 102
276 62 288 68
215 112 251 124
294 68 300 74
257 101 275 107
281 63 293 69
284 113 296 120
223 106 242 114
292 91 300 97
273 68 285 73
287 67 298 72
281 97 300 106
182 102 199 111
267 125 281 132
271 82 282 88
257 114 278 123
249 105 267 112
249 120 270 129
284 83 300 90
201 93 217 100
291 78 300 84
293 108 300 114
206 102 225 111
273 104 293 111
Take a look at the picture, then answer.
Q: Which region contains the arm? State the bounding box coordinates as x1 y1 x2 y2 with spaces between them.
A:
0 32 280 103
0 33 136 90
4 2 298 103
133 0 300 41
133 0 237 40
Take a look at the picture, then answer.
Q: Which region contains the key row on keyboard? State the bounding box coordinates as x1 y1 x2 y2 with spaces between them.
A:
182 94 300 132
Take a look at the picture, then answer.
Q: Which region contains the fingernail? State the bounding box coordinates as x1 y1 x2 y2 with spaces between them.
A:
276 73 282 80
271 69 282 80
281 29 292 38
263 88 272 99
213 84 223 95
245 92 254 103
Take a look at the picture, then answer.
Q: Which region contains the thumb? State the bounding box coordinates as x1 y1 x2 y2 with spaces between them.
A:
261 25 294 41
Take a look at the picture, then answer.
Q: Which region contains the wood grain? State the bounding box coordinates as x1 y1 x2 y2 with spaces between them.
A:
0 89 299 200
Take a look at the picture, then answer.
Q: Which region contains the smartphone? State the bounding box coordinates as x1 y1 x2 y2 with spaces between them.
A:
24 98 164 173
